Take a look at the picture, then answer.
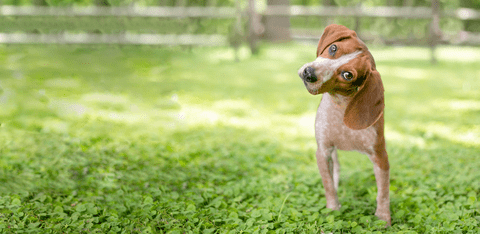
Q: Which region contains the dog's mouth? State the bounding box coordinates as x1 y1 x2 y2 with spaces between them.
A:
299 66 316 94
299 74 322 95
298 58 336 95
305 81 334 95
299 66 332 95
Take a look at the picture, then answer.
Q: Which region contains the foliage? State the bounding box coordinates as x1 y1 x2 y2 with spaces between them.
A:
0 43 479 233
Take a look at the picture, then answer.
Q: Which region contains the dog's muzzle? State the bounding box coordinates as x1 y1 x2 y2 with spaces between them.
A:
302 66 317 83
298 51 362 86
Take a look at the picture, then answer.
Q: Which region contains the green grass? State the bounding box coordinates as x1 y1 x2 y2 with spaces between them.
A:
0 43 479 233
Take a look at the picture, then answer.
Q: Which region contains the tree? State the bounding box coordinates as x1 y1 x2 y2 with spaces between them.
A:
429 0 442 64
264 0 290 42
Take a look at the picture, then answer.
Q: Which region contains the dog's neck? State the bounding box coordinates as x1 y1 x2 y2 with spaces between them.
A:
327 92 353 109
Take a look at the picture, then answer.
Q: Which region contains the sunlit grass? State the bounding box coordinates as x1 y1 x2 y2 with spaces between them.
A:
1 43 478 163
0 43 478 232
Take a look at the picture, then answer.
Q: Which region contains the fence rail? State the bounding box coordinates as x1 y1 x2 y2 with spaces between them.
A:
265 6 480 20
0 33 227 46
0 5 238 46
0 6 236 18
3 5 479 19
0 5 479 46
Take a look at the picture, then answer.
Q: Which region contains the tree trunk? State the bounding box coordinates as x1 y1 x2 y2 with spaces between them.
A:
248 0 264 54
31 0 48 34
264 0 290 42
323 0 334 26
429 0 442 64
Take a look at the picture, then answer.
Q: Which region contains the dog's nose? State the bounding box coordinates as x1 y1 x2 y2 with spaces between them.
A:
303 66 317 83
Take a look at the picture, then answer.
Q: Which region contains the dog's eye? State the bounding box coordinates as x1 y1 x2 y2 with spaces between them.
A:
342 71 353 81
328 44 337 56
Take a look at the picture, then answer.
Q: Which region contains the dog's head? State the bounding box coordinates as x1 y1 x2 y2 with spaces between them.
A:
298 24 384 130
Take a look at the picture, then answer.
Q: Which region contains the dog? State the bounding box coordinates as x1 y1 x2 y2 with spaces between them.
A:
297 24 391 226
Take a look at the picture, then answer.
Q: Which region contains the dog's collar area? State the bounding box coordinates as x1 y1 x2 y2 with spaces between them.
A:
328 85 360 108
328 92 350 109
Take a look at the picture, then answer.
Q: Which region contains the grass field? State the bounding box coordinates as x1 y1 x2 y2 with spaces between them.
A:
0 43 479 233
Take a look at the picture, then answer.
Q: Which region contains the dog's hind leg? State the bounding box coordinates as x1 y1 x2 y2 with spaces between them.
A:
369 146 391 226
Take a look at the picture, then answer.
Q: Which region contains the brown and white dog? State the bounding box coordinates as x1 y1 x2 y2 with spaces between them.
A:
298 24 391 225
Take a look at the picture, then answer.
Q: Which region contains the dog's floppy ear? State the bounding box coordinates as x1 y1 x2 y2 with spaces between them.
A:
316 24 357 57
344 69 384 130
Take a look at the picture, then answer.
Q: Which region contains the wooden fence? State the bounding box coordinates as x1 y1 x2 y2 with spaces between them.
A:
0 5 237 46
266 5 480 44
265 5 480 19
0 5 236 17
0 4 479 47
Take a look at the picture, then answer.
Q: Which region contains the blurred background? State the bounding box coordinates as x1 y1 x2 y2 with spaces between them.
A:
0 0 479 61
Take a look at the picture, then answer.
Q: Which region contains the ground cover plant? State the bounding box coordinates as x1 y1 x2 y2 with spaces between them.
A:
0 43 479 233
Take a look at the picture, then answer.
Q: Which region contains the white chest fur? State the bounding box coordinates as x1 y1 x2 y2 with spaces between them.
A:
315 93 377 156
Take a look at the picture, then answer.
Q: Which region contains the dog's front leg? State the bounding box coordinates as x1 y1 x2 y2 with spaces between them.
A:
316 147 340 210
331 149 340 191
370 149 391 226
